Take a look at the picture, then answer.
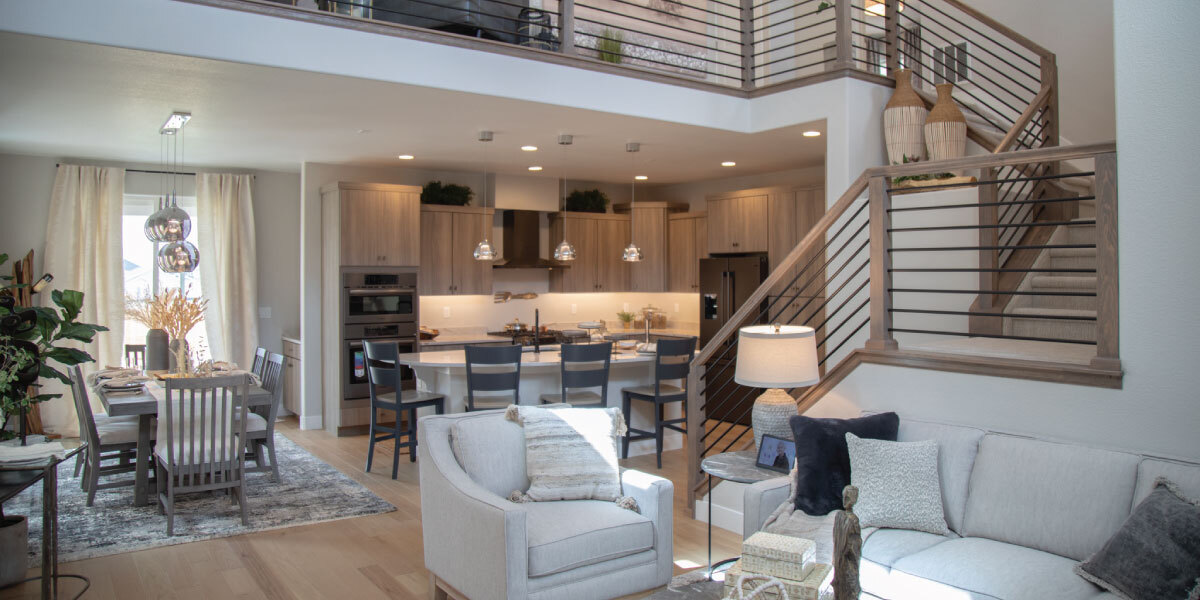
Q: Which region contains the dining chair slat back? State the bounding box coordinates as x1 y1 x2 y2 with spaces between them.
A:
250 347 268 379
465 344 522 411
243 353 286 482
653 338 695 392
125 344 147 370
540 342 612 407
69 366 143 505
156 374 251 535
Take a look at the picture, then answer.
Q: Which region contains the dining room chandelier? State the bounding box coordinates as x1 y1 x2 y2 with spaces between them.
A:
621 142 644 263
149 114 199 273
553 133 577 262
473 130 498 261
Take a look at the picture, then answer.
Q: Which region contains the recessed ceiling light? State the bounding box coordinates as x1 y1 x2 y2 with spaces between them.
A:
521 145 538 152
635 175 648 181
721 161 736 167
802 130 822 137
528 166 543 171
398 154 414 160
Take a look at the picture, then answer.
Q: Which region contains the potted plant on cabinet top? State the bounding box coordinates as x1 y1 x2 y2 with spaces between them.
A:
421 181 474 206
566 189 610 213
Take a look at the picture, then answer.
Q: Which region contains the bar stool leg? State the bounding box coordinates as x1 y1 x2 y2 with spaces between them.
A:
408 407 419 463
621 393 632 459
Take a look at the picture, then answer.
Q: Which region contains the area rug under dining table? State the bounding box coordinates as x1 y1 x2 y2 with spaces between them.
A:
9 435 395 567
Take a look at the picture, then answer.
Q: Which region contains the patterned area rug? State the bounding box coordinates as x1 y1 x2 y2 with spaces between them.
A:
10 435 395 566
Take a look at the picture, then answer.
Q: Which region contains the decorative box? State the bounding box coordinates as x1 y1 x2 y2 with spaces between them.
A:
722 560 833 600
741 531 816 581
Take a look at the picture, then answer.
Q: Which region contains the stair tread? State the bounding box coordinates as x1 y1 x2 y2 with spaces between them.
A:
1009 307 1097 317
1030 275 1098 288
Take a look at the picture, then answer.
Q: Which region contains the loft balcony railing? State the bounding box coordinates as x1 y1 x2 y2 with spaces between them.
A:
207 0 1055 122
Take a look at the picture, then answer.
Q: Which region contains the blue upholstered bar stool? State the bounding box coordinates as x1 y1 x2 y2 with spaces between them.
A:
464 344 523 411
363 340 446 479
621 337 696 468
538 342 612 407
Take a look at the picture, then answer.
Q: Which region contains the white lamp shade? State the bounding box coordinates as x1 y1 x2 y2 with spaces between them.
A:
734 325 820 388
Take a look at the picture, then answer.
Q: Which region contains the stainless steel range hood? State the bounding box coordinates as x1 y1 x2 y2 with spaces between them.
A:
494 210 570 269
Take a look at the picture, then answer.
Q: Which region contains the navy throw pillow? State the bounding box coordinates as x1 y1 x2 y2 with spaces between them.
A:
789 412 900 515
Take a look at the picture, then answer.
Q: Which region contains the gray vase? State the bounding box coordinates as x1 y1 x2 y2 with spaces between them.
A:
0 515 27 587
146 329 169 371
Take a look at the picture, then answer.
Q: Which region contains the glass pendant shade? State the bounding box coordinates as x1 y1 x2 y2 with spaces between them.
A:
473 238 498 261
622 241 644 262
553 238 577 261
144 197 192 243
157 240 200 273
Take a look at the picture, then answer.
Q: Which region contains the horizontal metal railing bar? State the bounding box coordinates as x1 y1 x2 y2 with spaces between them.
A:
624 0 746 23
896 16 1040 93
753 56 836 81
889 219 1094 233
890 288 1096 297
888 328 1096 345
577 0 743 34
770 235 871 327
574 9 741 46
850 17 887 32
752 6 829 33
753 17 836 48
890 267 1096 274
900 56 1013 132
816 312 872 367
752 0 818 11
574 24 745 78
764 225 869 325
752 27 837 58
890 308 1097 321
890 243 1095 252
328 0 557 44
575 23 745 64
906 0 1043 68
755 43 833 69
896 44 1029 120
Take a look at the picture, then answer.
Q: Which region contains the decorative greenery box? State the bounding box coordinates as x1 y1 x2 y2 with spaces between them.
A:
741 531 816 581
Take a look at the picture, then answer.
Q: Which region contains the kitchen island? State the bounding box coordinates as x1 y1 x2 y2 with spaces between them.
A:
395 347 683 457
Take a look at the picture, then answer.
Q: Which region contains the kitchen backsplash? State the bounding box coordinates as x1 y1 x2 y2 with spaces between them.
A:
418 291 701 329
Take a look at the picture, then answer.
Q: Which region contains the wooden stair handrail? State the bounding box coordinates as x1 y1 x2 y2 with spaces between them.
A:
994 85 1053 154
869 142 1116 179
690 173 870 367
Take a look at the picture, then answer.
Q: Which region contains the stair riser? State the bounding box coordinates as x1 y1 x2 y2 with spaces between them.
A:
1048 255 1097 270
1008 318 1096 342
1023 294 1099 311
1065 224 1096 244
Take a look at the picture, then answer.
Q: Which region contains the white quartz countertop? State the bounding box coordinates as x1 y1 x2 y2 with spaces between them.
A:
395 349 657 368
419 332 513 346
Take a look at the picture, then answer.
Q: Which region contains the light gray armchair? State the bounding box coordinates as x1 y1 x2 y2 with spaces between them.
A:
418 411 674 600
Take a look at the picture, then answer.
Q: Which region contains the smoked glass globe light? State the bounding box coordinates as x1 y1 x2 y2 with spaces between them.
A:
157 240 200 273
144 196 192 243
473 238 498 261
553 238 577 261
621 241 643 262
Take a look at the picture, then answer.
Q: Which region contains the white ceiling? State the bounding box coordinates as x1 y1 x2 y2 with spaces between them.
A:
0 32 825 184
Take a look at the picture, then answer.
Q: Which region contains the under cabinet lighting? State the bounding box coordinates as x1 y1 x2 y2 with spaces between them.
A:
802 130 822 137
721 161 736 167
635 175 648 181
521 145 538 152
528 166 543 171
398 154 414 160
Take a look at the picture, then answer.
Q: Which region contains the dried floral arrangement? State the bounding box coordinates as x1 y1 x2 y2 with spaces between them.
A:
126 287 208 341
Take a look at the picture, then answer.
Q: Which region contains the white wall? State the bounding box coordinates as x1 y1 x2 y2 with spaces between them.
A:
808 0 1200 462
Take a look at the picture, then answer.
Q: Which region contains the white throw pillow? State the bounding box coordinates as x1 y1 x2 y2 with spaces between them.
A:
505 404 627 502
846 432 949 535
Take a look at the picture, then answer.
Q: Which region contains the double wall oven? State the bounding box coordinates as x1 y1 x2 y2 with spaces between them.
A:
341 268 418 400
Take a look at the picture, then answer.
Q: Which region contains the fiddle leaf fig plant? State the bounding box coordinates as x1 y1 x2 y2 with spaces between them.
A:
0 253 108 442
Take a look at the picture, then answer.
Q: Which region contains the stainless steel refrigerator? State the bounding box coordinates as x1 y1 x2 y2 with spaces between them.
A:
699 254 767 426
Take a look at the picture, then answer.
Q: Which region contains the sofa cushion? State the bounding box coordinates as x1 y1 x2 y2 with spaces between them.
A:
849 434 949 535
885 537 1102 600
789 412 899 516
895 418 985 534
524 499 655 577
450 412 529 498
862 528 953 569
1134 458 1200 507
961 434 1140 561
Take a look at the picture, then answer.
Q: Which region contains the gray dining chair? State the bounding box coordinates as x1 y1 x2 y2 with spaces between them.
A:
363 340 446 479
155 374 251 536
68 366 151 506
242 352 285 482
539 342 612 407
124 344 146 370
621 337 696 468
250 346 268 379
464 344 522 412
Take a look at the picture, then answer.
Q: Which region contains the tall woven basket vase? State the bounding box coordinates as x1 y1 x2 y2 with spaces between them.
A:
924 83 967 173
883 69 927 165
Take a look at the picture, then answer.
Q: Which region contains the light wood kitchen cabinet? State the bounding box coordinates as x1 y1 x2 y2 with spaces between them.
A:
282 338 302 416
765 185 826 299
706 191 769 254
668 212 708 292
419 205 494 295
322 182 421 266
629 204 670 292
549 212 631 293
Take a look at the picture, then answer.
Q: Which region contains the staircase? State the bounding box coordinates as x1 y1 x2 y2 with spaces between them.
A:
1005 206 1099 345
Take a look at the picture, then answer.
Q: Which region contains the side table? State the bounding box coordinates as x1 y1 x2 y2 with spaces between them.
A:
700 450 780 580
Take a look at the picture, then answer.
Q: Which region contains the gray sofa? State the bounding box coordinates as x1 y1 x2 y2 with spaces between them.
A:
743 415 1200 600
418 411 674 600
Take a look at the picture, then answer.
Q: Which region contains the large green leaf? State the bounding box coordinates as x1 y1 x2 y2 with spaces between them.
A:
52 289 84 322
45 346 93 367
30 393 61 404
38 363 71 385
54 322 107 343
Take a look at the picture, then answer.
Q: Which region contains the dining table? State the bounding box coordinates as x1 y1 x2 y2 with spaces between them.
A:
97 380 273 507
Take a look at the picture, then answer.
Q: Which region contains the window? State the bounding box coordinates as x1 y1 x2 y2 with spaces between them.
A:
123 193 210 362
934 41 969 84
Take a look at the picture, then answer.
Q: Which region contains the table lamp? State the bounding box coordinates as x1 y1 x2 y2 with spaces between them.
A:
735 324 821 451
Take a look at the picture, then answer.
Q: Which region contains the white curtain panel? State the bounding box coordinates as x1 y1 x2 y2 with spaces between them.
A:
40 164 126 436
196 173 259 369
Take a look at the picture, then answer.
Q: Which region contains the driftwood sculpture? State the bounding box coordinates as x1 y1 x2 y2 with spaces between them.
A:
832 485 862 600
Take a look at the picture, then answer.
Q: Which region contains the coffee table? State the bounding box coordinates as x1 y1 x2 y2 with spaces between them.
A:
700 450 780 579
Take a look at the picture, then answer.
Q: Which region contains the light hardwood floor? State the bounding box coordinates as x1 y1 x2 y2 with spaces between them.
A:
1 418 746 600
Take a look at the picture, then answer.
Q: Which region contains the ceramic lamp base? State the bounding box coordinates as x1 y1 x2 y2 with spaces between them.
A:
752 388 798 451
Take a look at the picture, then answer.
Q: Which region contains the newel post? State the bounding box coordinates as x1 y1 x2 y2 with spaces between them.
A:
1090 152 1121 371
740 0 755 90
970 167 1002 336
686 363 706 518
560 0 576 55
867 176 898 351
834 0 853 71
884 0 900 75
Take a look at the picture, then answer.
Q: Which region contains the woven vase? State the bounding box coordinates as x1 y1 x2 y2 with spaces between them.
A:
924 83 967 170
883 69 928 165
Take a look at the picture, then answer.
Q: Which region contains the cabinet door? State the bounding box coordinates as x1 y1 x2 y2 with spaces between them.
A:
284 356 301 415
630 206 668 292
735 195 770 253
668 217 695 293
340 192 386 266
706 198 735 254
768 191 798 296
419 210 454 295
597 219 631 292
379 190 421 266
793 188 827 326
552 218 597 293
452 212 494 295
